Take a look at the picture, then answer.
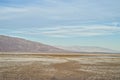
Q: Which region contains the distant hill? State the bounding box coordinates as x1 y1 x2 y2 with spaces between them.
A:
57 46 119 53
0 35 66 53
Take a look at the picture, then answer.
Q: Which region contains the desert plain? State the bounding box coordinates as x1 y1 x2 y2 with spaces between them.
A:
0 52 120 80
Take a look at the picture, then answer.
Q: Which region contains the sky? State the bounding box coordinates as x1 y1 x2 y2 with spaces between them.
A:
0 0 120 51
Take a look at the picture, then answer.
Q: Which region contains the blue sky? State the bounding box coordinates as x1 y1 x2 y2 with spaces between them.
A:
0 0 120 51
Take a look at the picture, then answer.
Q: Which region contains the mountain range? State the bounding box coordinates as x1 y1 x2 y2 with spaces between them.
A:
56 46 119 53
0 35 119 53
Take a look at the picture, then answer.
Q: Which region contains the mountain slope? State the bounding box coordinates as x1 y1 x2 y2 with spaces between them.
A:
0 35 65 53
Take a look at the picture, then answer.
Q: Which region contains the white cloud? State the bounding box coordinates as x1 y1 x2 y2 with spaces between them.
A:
0 0 120 21
0 7 27 13
40 25 120 37
0 7 28 20
11 25 120 38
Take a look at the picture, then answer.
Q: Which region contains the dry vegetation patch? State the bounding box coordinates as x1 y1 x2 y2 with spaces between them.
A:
0 53 120 80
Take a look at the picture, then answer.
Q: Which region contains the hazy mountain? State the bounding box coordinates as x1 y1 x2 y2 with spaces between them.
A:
57 46 119 53
0 35 66 53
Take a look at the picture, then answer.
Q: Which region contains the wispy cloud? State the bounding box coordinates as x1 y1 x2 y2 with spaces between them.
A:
11 25 120 38
0 0 120 21
0 6 28 20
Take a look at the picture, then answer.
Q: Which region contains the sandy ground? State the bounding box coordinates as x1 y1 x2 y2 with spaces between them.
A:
0 53 120 80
